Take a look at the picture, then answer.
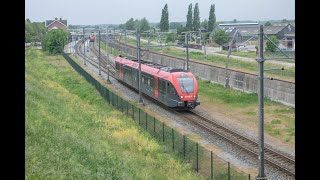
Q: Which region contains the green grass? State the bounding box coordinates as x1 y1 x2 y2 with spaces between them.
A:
25 48 202 179
197 78 295 144
216 50 295 63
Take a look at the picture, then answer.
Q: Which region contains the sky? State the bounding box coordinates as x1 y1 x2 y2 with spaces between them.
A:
25 0 295 25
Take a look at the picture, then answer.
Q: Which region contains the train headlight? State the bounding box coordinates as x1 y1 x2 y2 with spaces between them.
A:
180 96 183 98
194 95 196 98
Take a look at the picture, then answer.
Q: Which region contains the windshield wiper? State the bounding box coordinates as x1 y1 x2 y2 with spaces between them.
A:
181 82 189 94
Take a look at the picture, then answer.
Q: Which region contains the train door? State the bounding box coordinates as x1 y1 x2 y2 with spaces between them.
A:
154 76 158 98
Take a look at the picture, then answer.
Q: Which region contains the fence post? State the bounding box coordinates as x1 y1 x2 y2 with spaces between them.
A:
249 174 251 180
196 143 199 173
183 135 186 158
153 117 155 133
126 101 128 114
145 112 148 130
117 95 119 108
139 109 141 125
132 105 134 120
172 128 174 151
162 123 165 142
228 161 230 180
211 151 213 179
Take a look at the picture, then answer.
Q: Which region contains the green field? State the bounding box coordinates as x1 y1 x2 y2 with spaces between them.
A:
25 48 202 179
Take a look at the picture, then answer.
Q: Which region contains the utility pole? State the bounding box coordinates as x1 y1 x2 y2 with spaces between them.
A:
137 30 143 104
198 28 207 58
106 31 111 83
185 33 189 71
256 24 267 180
98 30 101 75
83 27 86 65
124 29 127 56
225 29 238 88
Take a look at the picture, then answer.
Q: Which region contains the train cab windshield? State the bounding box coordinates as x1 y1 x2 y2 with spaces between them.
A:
177 77 194 94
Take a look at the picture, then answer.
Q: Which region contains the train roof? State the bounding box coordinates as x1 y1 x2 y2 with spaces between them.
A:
115 57 193 80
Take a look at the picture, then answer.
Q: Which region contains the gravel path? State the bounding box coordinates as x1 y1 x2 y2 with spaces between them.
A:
72 46 294 180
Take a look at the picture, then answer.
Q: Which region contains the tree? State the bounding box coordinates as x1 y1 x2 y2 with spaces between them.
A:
138 17 150 32
166 33 178 43
193 3 200 31
118 23 126 29
125 18 135 30
233 19 237 23
186 3 193 31
265 21 272 26
42 29 67 54
177 25 188 35
212 29 229 46
160 4 169 32
208 4 216 32
201 19 208 30
265 35 280 52
169 22 182 30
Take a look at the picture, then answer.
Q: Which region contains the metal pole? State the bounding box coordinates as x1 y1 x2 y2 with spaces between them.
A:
110 29 113 55
196 143 199 172
138 108 141 125
145 112 148 129
172 128 174 150
124 29 127 55
198 28 207 58
137 30 143 104
183 135 186 158
185 33 189 71
225 30 238 88
256 25 267 180
228 161 230 180
162 123 164 142
106 31 111 83
98 30 101 75
83 28 86 65
211 151 213 179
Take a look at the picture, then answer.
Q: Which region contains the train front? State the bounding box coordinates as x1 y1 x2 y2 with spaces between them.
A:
174 73 200 109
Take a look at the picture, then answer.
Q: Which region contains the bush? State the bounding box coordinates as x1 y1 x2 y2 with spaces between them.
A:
265 35 279 52
42 29 67 54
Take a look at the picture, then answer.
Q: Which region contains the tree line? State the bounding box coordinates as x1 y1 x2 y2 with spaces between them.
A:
25 19 46 45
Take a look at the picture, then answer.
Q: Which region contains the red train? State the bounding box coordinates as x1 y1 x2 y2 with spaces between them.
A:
115 57 200 109
89 32 95 42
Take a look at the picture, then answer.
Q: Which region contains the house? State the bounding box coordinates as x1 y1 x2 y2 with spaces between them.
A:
46 18 68 32
225 23 295 49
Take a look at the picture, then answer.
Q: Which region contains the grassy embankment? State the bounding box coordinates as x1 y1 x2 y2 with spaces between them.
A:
100 41 295 145
216 50 295 63
25 48 202 179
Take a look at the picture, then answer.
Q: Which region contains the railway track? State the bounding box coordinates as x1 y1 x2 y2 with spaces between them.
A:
74 39 115 78
175 110 295 177
74 39 295 178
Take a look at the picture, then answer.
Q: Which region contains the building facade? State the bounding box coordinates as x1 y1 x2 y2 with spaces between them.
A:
46 18 68 32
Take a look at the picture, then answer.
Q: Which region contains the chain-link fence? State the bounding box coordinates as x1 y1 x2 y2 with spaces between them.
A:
62 52 251 179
